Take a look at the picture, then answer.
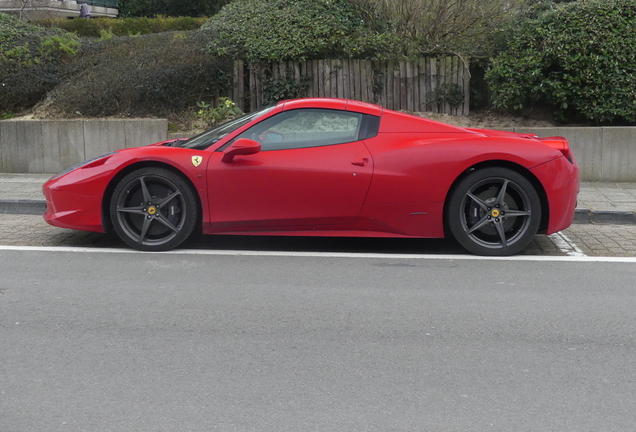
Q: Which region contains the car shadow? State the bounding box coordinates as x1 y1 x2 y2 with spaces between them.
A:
183 234 466 255
48 230 559 256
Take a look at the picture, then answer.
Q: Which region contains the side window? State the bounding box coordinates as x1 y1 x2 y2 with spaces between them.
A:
232 108 364 151
359 114 380 140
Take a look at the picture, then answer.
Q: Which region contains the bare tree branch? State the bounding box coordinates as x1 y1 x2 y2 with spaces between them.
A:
350 0 524 53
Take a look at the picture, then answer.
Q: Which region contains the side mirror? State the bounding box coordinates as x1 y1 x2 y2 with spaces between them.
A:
221 138 261 163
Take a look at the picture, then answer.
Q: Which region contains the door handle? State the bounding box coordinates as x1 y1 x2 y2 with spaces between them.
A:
351 158 369 167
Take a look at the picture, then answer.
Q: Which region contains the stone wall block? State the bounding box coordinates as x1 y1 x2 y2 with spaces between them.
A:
84 119 127 159
514 127 605 181
41 122 63 174
0 122 22 173
125 119 168 149
602 127 636 182
513 127 562 138
57 120 86 169
558 128 603 182
0 121 7 173
18 121 45 173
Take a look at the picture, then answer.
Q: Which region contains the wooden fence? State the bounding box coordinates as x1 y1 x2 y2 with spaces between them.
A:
232 57 470 115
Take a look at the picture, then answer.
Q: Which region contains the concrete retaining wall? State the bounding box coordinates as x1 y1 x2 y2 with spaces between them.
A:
0 119 167 174
513 127 636 183
1 120 635 181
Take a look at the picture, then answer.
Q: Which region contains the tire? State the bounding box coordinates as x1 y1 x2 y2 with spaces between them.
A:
447 167 541 256
109 167 199 251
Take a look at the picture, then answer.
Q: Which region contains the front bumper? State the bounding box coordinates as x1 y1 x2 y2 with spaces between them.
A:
43 172 111 233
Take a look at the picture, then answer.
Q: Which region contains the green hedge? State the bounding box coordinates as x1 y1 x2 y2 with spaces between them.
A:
1 13 81 112
36 31 232 121
35 16 206 38
118 0 230 18
1 12 41 44
486 0 636 124
2 13 228 120
202 0 381 62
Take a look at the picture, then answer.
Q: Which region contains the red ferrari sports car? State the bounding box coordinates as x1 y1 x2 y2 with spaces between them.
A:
43 98 579 256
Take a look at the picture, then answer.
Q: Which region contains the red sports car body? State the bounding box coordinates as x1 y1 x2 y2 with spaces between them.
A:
43 98 579 255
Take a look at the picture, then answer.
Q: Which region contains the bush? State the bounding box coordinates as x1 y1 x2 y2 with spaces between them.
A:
35 31 232 125
1 13 80 64
202 0 367 62
118 0 231 18
36 16 207 38
349 0 525 56
486 0 636 124
196 97 243 127
0 13 81 112
1 11 40 43
338 30 403 60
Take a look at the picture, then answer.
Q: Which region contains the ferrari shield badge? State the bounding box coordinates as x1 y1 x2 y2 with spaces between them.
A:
191 156 203 167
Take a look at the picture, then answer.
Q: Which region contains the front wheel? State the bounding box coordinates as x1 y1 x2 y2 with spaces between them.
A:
447 167 541 256
110 167 199 251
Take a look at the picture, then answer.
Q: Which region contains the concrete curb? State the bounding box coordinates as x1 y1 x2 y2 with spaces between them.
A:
2 199 636 225
0 199 47 215
573 208 636 225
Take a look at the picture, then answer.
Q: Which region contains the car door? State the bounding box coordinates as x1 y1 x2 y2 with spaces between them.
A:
207 108 374 229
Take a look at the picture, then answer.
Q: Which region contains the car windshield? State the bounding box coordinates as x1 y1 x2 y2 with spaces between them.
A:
176 105 277 150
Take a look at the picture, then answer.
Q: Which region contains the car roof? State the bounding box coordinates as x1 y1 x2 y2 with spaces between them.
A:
280 98 383 116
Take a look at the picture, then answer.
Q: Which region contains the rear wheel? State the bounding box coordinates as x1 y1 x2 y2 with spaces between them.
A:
447 167 541 256
110 167 199 251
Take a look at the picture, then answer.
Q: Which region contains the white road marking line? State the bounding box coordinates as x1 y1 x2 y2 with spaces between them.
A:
548 232 586 257
1 245 635 262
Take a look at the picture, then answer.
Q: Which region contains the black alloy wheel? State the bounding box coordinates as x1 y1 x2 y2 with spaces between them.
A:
448 167 541 256
110 167 199 251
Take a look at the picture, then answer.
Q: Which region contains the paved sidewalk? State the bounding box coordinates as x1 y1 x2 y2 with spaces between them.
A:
575 181 636 224
0 174 51 215
0 173 636 223
0 174 51 200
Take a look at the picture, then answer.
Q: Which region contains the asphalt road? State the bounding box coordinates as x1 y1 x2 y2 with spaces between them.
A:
2 249 636 431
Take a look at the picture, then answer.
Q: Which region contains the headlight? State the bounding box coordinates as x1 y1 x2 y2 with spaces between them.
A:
50 152 116 181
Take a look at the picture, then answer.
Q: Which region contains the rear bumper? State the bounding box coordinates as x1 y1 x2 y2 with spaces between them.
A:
531 156 580 234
